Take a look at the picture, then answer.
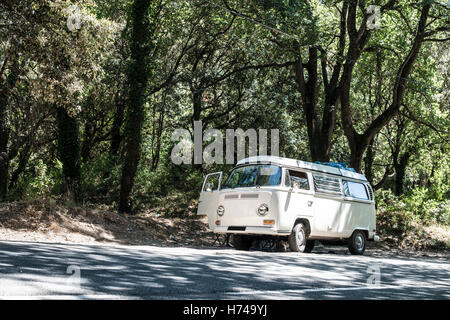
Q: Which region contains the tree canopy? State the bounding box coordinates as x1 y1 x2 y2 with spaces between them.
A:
0 0 448 218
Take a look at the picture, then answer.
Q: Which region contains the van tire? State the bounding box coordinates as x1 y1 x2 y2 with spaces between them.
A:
348 230 366 255
289 223 314 253
232 235 252 251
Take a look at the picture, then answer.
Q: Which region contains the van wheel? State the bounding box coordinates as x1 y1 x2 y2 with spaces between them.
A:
348 230 366 255
289 223 314 253
232 235 252 251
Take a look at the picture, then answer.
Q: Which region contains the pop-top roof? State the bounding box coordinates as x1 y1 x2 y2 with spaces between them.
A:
236 156 367 182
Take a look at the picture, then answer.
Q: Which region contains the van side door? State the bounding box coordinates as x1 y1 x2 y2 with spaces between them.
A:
311 174 344 237
281 169 315 230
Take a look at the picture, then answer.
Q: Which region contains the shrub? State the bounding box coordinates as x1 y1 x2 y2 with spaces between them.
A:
376 188 450 226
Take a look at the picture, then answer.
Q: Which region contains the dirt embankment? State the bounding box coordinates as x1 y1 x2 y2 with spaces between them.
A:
0 199 215 247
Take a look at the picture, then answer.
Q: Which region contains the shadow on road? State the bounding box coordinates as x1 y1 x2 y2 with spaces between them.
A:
0 241 448 299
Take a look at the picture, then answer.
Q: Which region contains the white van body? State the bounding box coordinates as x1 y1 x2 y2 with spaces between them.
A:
197 156 379 254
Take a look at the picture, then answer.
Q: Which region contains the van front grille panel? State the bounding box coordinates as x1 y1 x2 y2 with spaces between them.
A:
224 194 239 200
240 194 259 199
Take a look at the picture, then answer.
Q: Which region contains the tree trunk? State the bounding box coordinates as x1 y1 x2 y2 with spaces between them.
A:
373 165 392 190
293 46 337 162
0 98 8 201
349 137 367 173
119 0 157 213
151 107 164 171
0 58 19 201
110 96 126 157
81 120 93 162
8 142 32 190
364 137 375 184
309 127 334 162
191 88 203 170
394 152 410 196
56 107 82 203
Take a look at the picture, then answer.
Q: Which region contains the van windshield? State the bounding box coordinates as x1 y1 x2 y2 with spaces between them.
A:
222 164 282 189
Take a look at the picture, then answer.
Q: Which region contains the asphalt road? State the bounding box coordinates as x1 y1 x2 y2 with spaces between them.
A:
0 240 448 299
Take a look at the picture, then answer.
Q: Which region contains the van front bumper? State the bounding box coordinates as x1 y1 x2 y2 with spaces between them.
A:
213 226 291 236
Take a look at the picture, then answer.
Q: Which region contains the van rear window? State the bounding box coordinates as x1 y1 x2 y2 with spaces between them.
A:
343 181 369 200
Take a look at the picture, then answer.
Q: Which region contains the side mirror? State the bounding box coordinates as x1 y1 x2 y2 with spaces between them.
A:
205 182 213 192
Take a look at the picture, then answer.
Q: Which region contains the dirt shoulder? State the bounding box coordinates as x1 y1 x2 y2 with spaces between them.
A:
0 199 448 259
0 199 216 247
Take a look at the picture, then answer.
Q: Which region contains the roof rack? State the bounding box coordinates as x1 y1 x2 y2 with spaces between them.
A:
236 156 367 182
313 161 357 173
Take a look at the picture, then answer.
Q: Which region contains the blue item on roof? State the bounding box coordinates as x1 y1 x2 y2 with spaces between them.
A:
314 161 357 173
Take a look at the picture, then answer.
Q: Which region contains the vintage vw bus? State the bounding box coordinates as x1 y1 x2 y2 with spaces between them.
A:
197 156 380 255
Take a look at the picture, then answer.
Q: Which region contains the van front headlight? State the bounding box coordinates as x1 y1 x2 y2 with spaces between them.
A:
257 203 269 216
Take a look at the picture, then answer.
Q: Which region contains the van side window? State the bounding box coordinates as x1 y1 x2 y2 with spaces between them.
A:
343 180 369 200
313 174 341 194
289 170 309 190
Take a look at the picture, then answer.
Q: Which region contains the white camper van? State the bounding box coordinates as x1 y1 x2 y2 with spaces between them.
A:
197 156 380 255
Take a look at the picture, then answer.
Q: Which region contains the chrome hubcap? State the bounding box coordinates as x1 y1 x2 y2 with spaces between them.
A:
296 227 304 247
355 234 364 250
